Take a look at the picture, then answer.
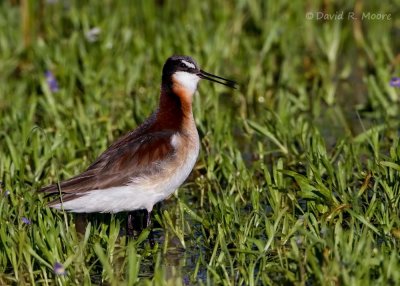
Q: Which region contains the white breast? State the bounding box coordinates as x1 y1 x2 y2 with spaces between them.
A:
164 133 200 197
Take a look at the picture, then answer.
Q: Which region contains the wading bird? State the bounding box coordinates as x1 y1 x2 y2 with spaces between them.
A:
40 55 236 233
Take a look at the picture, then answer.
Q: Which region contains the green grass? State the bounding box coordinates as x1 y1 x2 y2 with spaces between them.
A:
1 0 400 285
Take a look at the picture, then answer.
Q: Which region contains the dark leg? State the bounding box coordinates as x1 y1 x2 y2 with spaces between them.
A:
146 210 152 228
126 212 135 237
75 213 88 235
146 210 155 247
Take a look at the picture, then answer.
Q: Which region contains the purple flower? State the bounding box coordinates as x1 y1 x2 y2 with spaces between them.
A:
45 71 59 93
0 182 9 197
53 262 66 275
21 217 31 225
390 77 400 87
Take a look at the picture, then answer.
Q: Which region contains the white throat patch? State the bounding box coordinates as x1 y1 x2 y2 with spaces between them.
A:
173 71 200 95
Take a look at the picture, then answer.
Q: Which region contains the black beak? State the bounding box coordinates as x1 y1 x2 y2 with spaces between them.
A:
198 70 237 89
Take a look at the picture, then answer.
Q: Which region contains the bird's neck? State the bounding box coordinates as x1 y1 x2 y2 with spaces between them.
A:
155 84 194 132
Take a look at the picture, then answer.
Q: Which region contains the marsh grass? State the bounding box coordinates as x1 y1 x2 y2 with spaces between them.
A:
1 0 400 285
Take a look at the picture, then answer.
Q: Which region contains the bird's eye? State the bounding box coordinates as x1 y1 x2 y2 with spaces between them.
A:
180 62 187 68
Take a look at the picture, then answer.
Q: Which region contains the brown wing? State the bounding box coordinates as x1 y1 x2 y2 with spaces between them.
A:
40 130 176 198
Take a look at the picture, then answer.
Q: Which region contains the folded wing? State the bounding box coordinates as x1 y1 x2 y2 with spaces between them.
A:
40 130 176 204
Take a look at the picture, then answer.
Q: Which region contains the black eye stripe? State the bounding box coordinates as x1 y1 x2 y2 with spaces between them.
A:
178 60 196 70
180 63 190 69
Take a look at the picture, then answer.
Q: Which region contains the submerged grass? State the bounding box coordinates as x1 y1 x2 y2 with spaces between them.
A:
1 0 400 285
